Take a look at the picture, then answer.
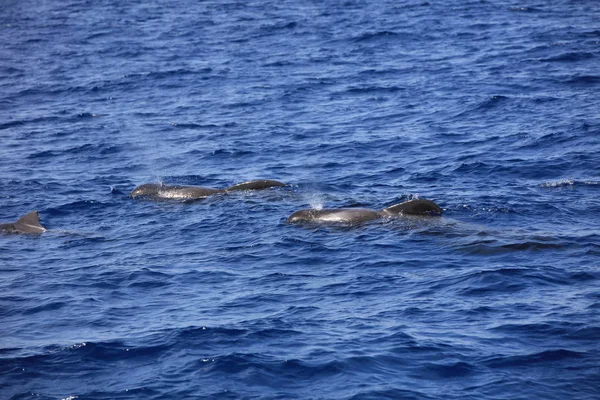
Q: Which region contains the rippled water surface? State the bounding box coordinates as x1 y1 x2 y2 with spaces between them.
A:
1 1 599 399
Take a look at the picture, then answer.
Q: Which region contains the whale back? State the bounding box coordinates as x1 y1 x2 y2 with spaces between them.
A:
0 222 16 232
287 208 382 224
382 199 442 216
131 180 284 200
131 183 223 200
225 179 285 191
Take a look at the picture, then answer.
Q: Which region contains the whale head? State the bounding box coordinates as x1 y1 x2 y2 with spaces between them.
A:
130 183 162 198
287 209 318 223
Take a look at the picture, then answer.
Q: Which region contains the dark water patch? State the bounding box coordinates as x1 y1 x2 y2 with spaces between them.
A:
258 21 298 33
519 131 596 151
74 341 170 362
489 322 592 342
565 75 600 85
74 112 104 119
125 268 173 289
416 361 477 379
201 353 346 380
0 116 61 131
455 239 566 255
540 51 596 63
433 266 578 299
565 326 600 341
484 349 585 369
27 143 122 159
350 388 433 400
165 325 249 347
568 271 598 282
45 200 112 216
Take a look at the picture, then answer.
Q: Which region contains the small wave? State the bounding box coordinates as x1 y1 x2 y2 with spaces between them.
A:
170 122 220 130
540 179 600 188
123 68 214 81
508 6 539 12
210 148 255 157
342 85 406 95
437 266 574 298
0 340 167 371
569 271 598 282
353 30 401 42
109 186 125 195
566 326 600 341
74 112 102 118
23 301 68 315
453 95 510 118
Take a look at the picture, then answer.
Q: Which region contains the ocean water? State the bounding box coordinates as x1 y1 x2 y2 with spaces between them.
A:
1 0 599 398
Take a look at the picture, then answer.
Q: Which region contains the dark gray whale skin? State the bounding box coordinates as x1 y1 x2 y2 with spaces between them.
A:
287 199 442 224
0 211 46 234
131 179 286 200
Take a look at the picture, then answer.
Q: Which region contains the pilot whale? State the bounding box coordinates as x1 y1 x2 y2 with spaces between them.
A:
131 179 286 200
0 211 46 234
287 199 442 224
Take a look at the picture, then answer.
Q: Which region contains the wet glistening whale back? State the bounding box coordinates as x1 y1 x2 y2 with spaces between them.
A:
131 179 286 200
287 199 442 224
0 211 46 234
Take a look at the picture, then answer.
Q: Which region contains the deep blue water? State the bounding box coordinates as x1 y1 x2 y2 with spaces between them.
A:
1 0 599 398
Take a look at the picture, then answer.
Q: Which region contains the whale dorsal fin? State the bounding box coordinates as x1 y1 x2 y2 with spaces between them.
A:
15 211 46 233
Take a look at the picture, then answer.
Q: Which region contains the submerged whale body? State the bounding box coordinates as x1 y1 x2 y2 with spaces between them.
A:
0 211 46 234
131 179 286 200
287 199 442 224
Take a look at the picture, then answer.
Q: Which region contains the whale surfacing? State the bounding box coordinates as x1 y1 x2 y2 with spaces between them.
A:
0 211 46 234
130 184 224 200
287 199 442 224
131 179 285 201
287 208 382 224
